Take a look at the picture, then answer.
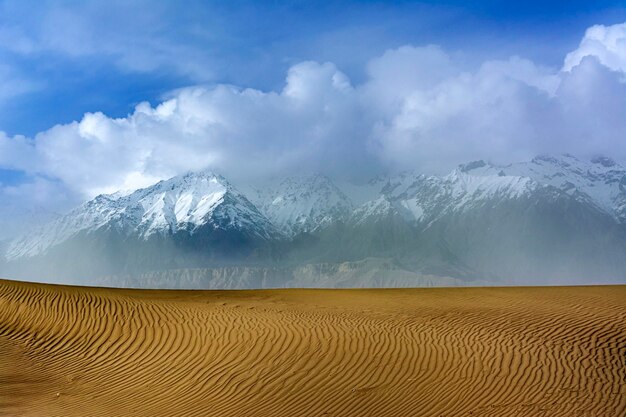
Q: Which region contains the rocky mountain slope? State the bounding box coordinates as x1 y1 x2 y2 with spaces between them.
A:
248 175 353 237
6 171 280 260
3 155 625 287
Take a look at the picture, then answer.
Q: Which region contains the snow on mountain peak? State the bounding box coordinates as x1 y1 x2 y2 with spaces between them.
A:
513 154 625 219
5 154 626 262
252 174 354 236
445 169 535 200
6 170 276 260
454 154 626 221
130 171 233 236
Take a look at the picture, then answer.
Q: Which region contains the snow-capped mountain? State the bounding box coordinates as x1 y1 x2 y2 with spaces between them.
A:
457 154 626 223
249 175 353 236
6 171 280 260
3 154 626 286
349 170 539 226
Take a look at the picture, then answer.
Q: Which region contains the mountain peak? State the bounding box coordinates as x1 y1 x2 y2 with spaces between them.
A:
156 170 230 191
4 157 626 285
6 169 278 260
253 174 353 236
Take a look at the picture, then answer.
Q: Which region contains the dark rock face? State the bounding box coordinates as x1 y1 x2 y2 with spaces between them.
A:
459 160 487 172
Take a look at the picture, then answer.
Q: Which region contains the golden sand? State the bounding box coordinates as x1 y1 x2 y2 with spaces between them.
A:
0 279 624 416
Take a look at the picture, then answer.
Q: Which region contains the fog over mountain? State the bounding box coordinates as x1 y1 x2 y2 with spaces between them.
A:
1 13 625 287
2 154 625 288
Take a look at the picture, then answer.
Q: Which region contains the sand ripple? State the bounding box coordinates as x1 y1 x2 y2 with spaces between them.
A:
1 280 624 416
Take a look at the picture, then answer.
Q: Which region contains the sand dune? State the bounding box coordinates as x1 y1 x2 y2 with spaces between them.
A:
0 279 624 416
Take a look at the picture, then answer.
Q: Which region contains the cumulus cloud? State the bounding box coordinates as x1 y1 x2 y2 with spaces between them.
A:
0 61 374 197
563 23 626 73
369 46 626 173
0 22 625 210
555 56 626 155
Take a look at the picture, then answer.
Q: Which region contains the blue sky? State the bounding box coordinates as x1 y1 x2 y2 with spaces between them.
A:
0 0 625 234
1 0 624 136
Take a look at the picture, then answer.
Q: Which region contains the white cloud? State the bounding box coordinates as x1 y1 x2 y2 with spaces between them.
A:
0 25 35 54
364 30 626 173
480 56 560 96
0 1 218 82
0 61 368 197
364 45 458 111
555 56 626 155
0 22 625 212
0 65 39 104
370 61 554 172
563 22 626 73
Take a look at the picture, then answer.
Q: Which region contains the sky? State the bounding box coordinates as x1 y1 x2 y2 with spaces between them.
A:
0 0 625 237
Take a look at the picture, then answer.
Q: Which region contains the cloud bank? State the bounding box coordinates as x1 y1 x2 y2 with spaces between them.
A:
0 22 625 231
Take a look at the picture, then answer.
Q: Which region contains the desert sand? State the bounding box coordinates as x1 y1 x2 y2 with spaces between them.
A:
0 279 624 416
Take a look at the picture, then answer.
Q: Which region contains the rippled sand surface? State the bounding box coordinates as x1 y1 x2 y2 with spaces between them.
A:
1 279 624 416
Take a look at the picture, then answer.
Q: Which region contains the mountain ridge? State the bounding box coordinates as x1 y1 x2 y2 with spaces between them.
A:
3 154 626 287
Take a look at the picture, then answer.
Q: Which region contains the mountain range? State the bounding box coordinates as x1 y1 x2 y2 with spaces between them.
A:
2 154 626 288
